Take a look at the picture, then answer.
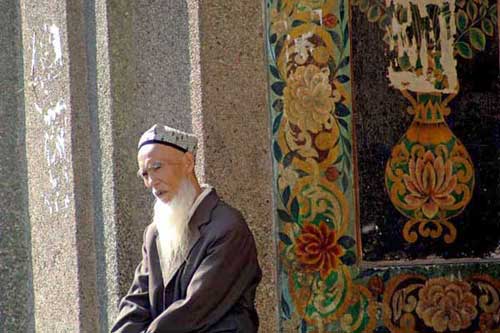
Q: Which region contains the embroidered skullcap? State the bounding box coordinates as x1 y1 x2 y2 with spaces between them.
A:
138 124 198 155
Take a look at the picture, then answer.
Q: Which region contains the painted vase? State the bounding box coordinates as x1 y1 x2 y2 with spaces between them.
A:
385 93 475 244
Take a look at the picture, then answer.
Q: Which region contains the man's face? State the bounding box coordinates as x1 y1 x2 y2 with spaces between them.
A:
137 144 191 203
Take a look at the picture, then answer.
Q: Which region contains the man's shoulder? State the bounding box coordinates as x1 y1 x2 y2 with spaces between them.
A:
205 200 250 237
213 200 244 222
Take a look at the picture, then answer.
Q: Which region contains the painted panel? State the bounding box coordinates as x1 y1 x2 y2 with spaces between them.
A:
265 0 500 331
354 0 500 263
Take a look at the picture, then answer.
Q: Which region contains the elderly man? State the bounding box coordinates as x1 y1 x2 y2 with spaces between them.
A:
111 124 262 333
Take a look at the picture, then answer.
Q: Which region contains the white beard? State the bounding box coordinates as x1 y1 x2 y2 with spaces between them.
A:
153 179 197 277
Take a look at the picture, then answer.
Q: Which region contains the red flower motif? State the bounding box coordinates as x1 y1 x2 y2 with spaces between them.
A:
323 14 338 29
368 275 385 296
325 166 340 182
295 222 343 278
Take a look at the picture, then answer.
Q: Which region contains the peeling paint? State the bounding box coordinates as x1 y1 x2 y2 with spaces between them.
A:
293 32 315 65
48 24 62 66
43 100 66 126
30 23 69 215
34 102 42 114
386 0 451 16
41 98 68 214
31 33 37 76
386 0 458 93
55 127 66 159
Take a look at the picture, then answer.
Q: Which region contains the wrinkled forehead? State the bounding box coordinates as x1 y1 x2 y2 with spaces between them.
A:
137 143 184 166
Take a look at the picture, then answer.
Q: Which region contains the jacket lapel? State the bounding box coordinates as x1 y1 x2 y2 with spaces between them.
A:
157 190 219 287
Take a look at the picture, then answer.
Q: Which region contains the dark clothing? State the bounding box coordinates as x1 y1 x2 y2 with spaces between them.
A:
111 190 262 333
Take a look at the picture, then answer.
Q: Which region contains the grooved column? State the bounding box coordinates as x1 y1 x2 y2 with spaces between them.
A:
190 1 278 330
0 1 33 332
94 0 195 330
19 0 98 331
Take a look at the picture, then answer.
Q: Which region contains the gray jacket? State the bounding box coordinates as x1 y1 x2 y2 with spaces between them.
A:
111 190 262 333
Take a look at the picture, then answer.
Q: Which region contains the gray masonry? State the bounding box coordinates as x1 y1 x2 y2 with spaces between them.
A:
2 0 277 332
0 1 33 332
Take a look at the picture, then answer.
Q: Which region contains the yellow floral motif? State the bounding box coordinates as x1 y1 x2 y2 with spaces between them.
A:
269 0 369 329
415 277 478 332
284 64 334 133
403 150 457 219
291 177 350 237
292 33 315 65
270 8 292 37
312 46 330 64
295 0 327 9
278 163 299 190
315 131 337 151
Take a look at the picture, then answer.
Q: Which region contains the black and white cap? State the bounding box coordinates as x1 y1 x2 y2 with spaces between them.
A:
138 124 198 155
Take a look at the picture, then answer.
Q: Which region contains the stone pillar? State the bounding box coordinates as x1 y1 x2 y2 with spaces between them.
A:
93 0 195 330
191 1 278 331
90 1 139 329
102 0 278 330
18 0 277 331
19 0 98 331
0 1 34 332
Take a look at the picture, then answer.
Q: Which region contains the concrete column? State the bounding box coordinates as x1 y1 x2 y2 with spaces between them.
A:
84 0 277 331
191 1 278 331
90 1 139 330
15 0 275 331
0 1 34 332
93 0 195 330
19 0 98 331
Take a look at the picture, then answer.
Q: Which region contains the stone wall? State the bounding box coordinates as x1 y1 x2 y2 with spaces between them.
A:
3 0 278 332
0 1 33 332
266 0 500 331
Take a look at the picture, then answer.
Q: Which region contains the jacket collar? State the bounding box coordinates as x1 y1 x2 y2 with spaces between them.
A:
156 189 219 286
188 188 218 233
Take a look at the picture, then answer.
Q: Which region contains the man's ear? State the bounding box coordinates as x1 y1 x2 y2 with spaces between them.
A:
183 152 195 174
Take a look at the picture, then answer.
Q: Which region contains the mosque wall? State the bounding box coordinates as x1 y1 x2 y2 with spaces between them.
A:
266 0 500 331
3 0 278 332
7 0 499 331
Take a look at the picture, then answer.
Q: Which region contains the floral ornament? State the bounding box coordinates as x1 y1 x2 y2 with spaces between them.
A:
325 166 340 182
415 277 478 332
296 0 327 10
278 163 299 189
322 13 338 29
270 8 292 37
367 275 384 297
479 311 500 332
290 32 316 65
331 88 342 103
295 222 344 278
403 150 457 219
311 46 330 65
284 64 334 133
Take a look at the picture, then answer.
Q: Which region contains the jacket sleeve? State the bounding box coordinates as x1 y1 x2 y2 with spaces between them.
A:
111 226 152 333
146 218 260 333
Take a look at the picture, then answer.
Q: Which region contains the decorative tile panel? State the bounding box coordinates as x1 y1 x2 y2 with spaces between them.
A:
265 0 500 331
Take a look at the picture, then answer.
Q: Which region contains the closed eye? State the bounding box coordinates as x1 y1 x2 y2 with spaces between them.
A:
151 161 162 170
138 161 162 179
